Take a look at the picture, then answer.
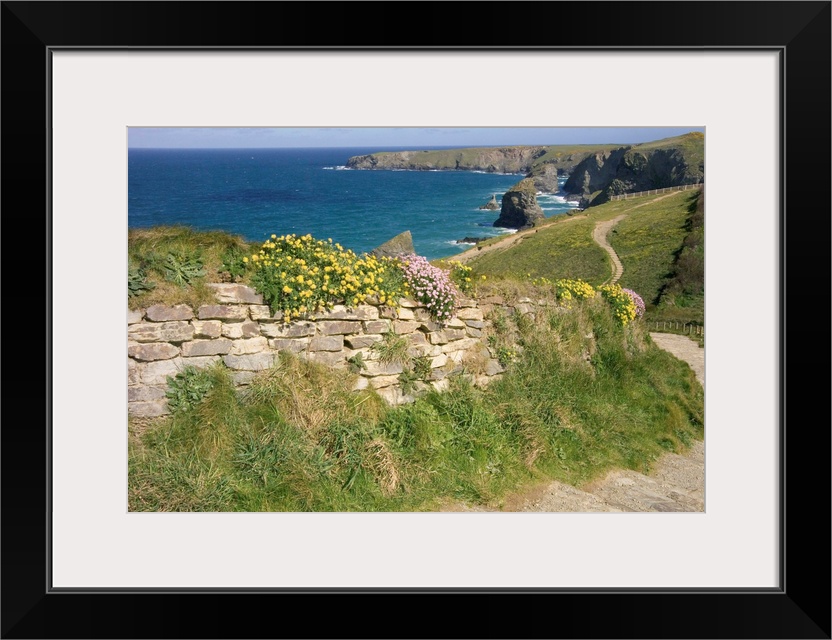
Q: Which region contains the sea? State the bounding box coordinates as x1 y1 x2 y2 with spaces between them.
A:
128 147 578 261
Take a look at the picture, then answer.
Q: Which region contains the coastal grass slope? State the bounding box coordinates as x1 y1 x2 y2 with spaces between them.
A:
464 189 703 323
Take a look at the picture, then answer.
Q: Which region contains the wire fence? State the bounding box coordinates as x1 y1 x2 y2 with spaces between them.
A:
610 182 704 201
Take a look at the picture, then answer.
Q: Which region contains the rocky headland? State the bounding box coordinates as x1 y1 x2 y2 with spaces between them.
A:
345 132 704 212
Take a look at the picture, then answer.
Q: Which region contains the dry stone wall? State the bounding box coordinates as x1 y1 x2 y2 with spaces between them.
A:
128 283 536 418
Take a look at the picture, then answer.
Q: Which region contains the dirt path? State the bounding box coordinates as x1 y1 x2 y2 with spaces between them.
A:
593 215 626 284
648 333 704 386
443 332 705 513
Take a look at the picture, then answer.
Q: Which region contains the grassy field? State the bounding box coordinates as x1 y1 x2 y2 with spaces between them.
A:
611 190 693 305
129 296 703 512
465 218 611 284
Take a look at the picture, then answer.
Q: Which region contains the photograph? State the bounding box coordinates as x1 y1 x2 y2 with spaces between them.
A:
127 126 707 514
2 0 828 637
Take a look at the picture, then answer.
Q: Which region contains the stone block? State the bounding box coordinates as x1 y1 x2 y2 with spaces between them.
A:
418 319 442 333
231 371 258 386
128 342 179 361
480 296 504 305
181 355 222 369
128 321 194 344
406 344 432 358
407 331 428 346
363 361 404 376
397 298 419 308
445 317 466 329
430 379 450 393
141 358 186 385
430 354 449 369
127 308 144 325
456 297 478 308
396 307 414 320
428 331 449 345
412 308 432 322
207 283 264 304
427 368 447 382
313 304 379 321
249 305 282 322
268 338 309 353
197 305 249 321
223 353 276 371
363 320 392 334
128 400 169 417
345 335 382 349
379 307 397 319
444 337 480 352
465 327 483 338
192 320 222 339
230 337 269 355
485 359 505 376
393 320 419 335
128 385 167 402
464 320 485 329
351 376 370 391
181 339 232 357
259 321 316 338
309 335 344 352
127 359 140 385
456 307 484 321
368 375 400 389
515 303 535 315
308 351 346 367
222 321 261 339
145 304 194 322
317 320 362 335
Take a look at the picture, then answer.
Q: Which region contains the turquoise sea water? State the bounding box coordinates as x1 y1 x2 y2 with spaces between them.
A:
128 147 577 261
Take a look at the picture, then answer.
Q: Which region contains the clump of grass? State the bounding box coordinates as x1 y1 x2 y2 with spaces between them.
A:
128 225 254 310
371 331 410 365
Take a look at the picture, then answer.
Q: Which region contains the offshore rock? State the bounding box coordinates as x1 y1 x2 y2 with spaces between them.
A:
479 194 500 210
370 230 415 259
493 178 544 229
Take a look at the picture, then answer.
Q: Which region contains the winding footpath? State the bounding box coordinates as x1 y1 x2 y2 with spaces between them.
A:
593 215 626 284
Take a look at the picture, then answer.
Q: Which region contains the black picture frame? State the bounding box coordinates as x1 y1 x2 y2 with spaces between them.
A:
2 2 829 638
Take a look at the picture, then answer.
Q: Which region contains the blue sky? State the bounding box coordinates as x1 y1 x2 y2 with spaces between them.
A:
128 127 704 149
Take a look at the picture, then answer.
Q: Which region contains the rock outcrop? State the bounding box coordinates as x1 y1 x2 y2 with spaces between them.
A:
456 237 488 245
346 133 704 210
347 146 548 173
479 194 500 210
370 230 415 258
493 179 544 229
562 133 705 207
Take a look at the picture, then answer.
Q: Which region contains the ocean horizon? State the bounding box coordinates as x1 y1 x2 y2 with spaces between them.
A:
128 147 578 261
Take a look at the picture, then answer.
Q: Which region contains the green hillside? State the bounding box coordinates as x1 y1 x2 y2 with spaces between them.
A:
467 189 703 323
